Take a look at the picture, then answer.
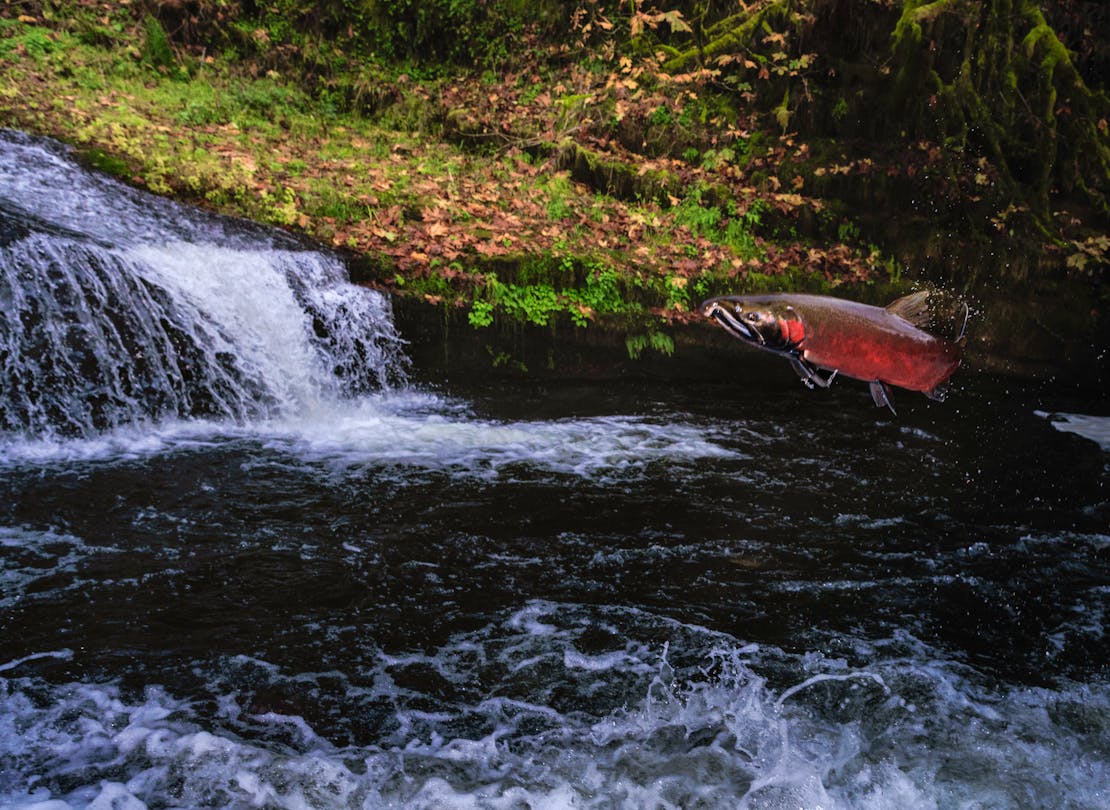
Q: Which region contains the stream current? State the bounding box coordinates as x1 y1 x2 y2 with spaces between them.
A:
0 130 1107 809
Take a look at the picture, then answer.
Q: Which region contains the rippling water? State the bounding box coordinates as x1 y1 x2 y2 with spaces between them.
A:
1 130 1108 809
3 378 1107 809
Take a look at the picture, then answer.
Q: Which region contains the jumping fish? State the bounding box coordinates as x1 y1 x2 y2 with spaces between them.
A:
701 291 967 414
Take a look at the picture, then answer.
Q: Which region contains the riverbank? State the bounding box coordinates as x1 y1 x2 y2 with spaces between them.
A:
0 3 1105 386
0 6 876 317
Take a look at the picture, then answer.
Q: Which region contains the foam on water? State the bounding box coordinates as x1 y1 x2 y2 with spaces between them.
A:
0 526 119 610
0 390 734 481
2 603 1107 809
259 394 736 479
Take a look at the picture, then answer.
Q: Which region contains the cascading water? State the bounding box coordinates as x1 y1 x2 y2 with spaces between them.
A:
0 129 406 439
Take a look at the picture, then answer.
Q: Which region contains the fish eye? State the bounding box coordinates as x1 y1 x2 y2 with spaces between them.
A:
733 304 742 314
746 312 760 322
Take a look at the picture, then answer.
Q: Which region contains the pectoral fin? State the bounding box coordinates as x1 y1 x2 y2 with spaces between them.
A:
790 357 838 389
870 381 897 415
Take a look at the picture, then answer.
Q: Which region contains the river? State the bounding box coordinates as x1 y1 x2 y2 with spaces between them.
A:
1 129 1107 809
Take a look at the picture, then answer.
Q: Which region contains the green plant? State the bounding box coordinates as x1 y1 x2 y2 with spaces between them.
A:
175 98 225 126
544 175 576 220
673 194 722 235
564 262 631 325
837 219 861 242
700 147 736 170
670 192 766 262
488 347 527 372
468 298 495 327
648 104 673 126
501 282 560 326
470 274 561 328
625 331 675 360
234 78 307 117
743 198 768 227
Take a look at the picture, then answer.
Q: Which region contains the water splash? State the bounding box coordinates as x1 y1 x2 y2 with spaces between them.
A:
2 604 1106 809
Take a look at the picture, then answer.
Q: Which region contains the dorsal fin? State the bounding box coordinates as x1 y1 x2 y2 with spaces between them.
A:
885 290 932 329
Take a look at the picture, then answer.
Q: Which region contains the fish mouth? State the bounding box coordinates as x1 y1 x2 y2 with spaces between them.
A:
702 300 763 345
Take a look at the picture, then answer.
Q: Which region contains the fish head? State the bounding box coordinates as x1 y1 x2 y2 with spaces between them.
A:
700 295 805 354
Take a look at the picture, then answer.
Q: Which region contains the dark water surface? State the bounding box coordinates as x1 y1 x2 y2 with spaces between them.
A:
1 129 1108 808
3 376 1107 808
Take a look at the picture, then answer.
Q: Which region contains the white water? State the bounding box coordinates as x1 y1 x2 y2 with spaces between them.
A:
0 131 404 437
2 603 1107 809
0 399 735 480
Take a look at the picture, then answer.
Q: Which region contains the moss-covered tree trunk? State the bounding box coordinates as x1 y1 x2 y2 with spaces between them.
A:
891 0 1109 222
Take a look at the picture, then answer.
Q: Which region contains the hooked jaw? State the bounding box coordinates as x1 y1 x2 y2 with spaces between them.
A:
702 299 763 345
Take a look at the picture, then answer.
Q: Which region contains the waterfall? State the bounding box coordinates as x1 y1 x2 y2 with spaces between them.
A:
0 130 406 438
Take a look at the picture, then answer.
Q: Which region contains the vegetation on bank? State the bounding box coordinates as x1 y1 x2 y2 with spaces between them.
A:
1 0 1105 357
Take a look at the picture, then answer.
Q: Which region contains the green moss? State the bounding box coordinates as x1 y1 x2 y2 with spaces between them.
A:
79 147 130 177
554 139 679 205
885 0 1109 222
0 23 59 60
663 1 792 73
141 14 175 71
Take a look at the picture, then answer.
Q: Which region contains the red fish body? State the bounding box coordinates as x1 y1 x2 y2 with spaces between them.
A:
701 292 966 413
